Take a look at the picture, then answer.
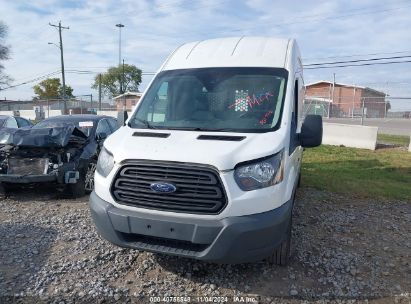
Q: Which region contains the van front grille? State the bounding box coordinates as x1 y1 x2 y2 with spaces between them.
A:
110 160 227 214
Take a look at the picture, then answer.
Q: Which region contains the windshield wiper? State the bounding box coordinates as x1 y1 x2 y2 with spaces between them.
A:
165 127 237 132
191 127 237 132
130 118 157 129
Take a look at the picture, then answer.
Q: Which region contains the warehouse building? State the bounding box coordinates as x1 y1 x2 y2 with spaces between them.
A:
305 81 388 118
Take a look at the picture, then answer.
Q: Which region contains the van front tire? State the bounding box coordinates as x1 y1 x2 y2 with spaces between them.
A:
267 217 291 266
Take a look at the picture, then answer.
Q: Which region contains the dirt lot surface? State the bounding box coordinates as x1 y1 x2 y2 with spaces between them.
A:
0 186 409 303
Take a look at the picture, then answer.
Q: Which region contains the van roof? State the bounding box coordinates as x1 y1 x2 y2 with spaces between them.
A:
162 37 291 71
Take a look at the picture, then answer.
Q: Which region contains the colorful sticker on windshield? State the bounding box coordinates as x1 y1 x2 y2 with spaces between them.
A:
233 90 249 112
228 91 274 110
79 121 94 128
260 110 273 125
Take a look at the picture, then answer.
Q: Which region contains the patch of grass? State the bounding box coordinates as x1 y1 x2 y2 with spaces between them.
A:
377 133 410 146
302 145 411 201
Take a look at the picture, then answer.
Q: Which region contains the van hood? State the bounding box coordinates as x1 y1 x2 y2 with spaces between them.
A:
104 126 286 171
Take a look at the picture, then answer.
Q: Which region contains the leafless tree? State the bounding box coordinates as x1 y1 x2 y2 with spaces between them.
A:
0 21 12 89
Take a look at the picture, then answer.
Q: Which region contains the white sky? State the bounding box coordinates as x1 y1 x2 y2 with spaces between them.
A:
1 0 411 110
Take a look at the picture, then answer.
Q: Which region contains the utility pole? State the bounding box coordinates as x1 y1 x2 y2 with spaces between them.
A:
49 21 69 114
115 23 125 66
361 97 365 125
98 74 102 111
329 73 335 119
122 59 126 111
385 81 389 118
352 85 356 119
122 59 125 93
90 94 93 112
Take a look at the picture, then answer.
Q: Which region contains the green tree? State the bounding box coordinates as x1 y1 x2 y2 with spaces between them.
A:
0 21 12 89
91 64 142 97
33 78 74 100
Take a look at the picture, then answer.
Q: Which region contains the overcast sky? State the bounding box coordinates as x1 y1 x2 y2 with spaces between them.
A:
1 0 411 110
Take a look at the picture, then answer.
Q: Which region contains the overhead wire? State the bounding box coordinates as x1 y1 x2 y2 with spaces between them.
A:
304 55 411 67
0 70 62 91
304 50 411 61
198 2 411 37
305 60 411 69
0 69 156 91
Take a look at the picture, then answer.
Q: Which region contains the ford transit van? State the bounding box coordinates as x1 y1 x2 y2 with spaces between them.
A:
89 37 322 265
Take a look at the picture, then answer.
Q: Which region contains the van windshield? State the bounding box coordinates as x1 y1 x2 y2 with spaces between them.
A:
129 67 288 132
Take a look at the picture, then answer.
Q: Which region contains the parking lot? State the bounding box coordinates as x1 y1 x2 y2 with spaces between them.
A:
323 118 411 136
0 185 409 303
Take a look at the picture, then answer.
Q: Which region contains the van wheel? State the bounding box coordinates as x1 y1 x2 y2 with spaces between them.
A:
65 172 86 198
267 217 292 266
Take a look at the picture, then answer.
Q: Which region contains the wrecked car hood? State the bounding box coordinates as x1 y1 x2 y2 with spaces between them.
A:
0 126 88 148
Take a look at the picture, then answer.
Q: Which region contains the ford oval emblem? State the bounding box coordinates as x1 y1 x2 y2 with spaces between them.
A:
150 182 177 193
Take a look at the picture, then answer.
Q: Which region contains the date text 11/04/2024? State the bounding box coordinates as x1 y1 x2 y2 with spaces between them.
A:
149 295 259 303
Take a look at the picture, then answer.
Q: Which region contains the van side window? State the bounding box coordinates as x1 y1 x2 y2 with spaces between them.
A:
147 82 169 123
294 80 298 125
289 79 299 154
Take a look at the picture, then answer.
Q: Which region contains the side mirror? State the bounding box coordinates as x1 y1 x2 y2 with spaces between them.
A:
97 132 107 140
300 115 323 148
117 111 128 126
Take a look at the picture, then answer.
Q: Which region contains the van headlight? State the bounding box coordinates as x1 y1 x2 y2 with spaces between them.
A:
96 147 114 177
234 150 284 191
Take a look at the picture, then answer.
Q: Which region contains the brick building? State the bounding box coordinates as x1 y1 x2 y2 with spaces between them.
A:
113 92 142 111
305 81 387 118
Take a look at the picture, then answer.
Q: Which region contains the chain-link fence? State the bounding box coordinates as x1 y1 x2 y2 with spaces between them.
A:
0 98 118 121
302 96 411 119
304 95 411 140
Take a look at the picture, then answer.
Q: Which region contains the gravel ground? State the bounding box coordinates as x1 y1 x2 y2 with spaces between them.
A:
0 185 410 303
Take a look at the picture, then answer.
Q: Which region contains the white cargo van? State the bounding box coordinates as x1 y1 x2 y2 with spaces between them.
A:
89 37 322 265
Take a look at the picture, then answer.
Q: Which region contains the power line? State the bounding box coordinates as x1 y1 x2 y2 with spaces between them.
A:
304 50 411 61
0 69 156 91
0 70 62 91
304 55 411 67
200 2 411 37
66 70 156 75
305 60 411 69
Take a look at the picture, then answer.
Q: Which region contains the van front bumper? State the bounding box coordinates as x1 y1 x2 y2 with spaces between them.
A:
89 191 293 264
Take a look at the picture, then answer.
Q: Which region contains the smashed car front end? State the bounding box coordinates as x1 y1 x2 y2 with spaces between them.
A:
0 126 91 185
0 153 57 183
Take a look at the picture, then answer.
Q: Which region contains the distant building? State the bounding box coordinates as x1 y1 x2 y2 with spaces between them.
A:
113 92 142 111
305 81 387 118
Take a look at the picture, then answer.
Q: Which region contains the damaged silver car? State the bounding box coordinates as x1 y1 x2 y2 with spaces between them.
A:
0 115 118 198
